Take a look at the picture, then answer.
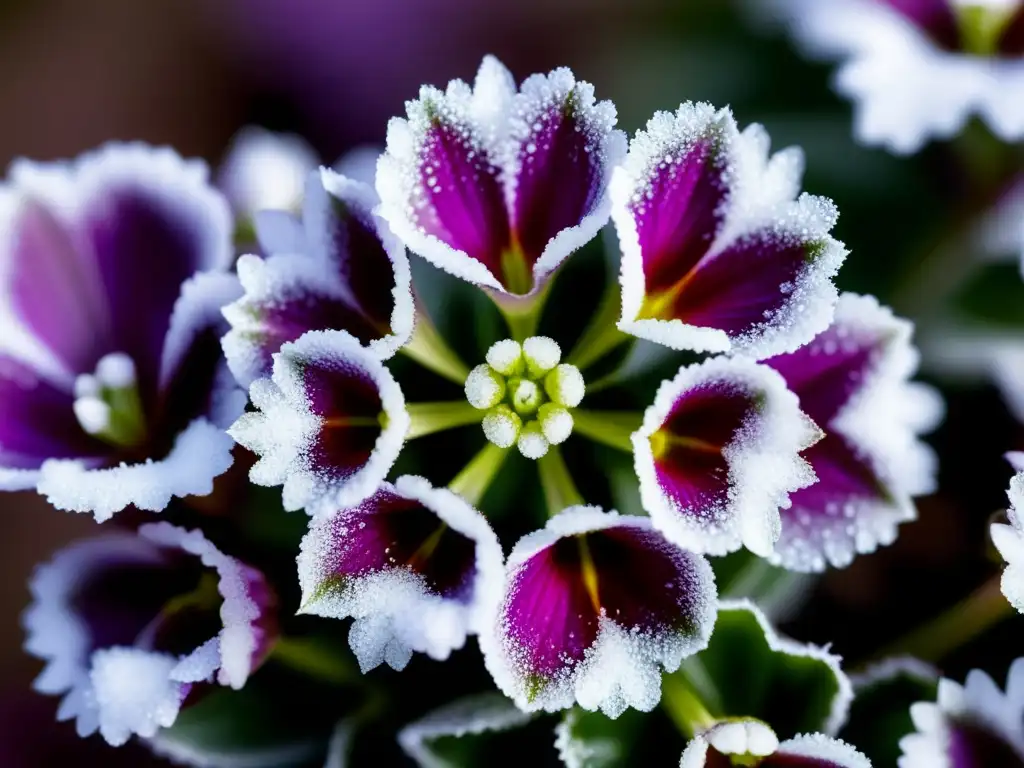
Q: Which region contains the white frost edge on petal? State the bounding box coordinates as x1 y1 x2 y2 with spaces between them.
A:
507 67 627 289
850 656 939 693
768 0 1024 154
771 292 943 572
217 125 319 216
229 329 409 517
555 708 624 768
376 56 515 292
899 660 1024 767
634 357 820 557
23 532 169 740
319 167 414 359
993 470 1024 613
775 733 872 768
148 734 323 768
139 522 269 690
37 417 236 522
719 598 854 735
481 506 718 718
297 475 504 673
398 692 532 768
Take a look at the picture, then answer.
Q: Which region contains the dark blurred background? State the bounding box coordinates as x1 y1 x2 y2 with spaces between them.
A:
3 0 1024 763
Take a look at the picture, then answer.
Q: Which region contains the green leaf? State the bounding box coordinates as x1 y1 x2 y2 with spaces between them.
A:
839 658 939 767
554 708 655 768
676 600 852 739
950 261 1024 329
398 692 558 768
714 551 818 623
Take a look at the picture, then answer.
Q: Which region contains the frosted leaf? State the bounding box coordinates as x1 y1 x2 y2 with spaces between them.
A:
634 357 820 557
229 330 409 517
481 507 717 717
297 475 504 672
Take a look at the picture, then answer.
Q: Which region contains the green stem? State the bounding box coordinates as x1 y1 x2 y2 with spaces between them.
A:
572 410 642 453
567 282 631 370
269 635 359 686
872 575 1013 663
406 401 483 439
400 305 471 385
537 446 584 516
448 443 510 507
492 279 554 342
661 673 717 739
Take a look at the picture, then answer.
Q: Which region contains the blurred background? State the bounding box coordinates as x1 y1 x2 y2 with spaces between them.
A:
3 0 1024 763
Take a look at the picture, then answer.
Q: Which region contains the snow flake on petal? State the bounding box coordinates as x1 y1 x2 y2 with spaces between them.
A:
230 330 409 516
297 475 504 672
764 293 942 572
614 103 845 359
634 357 821 557
481 507 716 717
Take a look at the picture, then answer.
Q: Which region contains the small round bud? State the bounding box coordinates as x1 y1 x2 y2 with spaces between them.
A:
537 403 573 445
74 373 100 399
73 397 112 435
95 352 137 389
544 364 585 408
465 365 506 409
522 336 561 378
517 421 549 459
485 339 523 376
482 405 522 449
508 378 542 416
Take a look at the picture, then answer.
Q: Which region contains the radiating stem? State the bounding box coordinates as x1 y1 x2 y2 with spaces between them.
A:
661 673 717 739
567 282 631 370
537 446 584 516
448 443 510 507
406 401 483 439
572 410 643 453
400 306 471 385
491 279 554 342
872 575 1013 663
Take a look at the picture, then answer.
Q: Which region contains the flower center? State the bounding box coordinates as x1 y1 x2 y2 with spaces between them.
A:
73 353 148 449
953 0 1021 54
464 336 585 460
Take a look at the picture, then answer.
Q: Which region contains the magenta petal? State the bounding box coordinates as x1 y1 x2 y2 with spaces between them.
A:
877 0 960 49
0 356 107 470
6 201 110 374
948 723 1024 768
761 756 847 768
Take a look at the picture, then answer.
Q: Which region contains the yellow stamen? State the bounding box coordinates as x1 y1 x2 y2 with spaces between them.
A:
577 536 602 615
650 430 722 460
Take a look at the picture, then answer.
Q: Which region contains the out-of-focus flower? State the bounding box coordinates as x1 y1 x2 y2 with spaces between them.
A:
764 293 943 572
992 454 1024 611
23 523 275 747
481 506 716 717
899 658 1024 766
681 721 870 768
0 144 244 521
297 475 503 672
376 55 627 303
612 102 846 358
221 167 413 388
228 330 409 517
769 0 1024 153
633 357 821 558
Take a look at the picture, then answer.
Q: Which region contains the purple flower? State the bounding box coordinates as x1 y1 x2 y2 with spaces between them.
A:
0 144 244 520
222 168 413 389
633 357 821 558
376 55 627 300
23 523 276 747
217 126 319 220
228 330 410 516
481 506 716 717
612 102 846 358
900 659 1024 766
297 475 503 672
681 722 870 768
764 293 942 571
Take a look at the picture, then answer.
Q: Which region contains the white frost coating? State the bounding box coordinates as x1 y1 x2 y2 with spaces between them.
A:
90 647 185 746
768 0 1024 153
482 406 521 449
37 417 236 522
148 736 323 768
517 421 549 459
217 126 318 215
634 357 820 557
139 522 268 690
613 102 845 359
522 336 561 377
398 693 532 768
486 339 523 376
774 734 872 767
555 709 622 768
993 469 1024 613
544 364 585 408
899 659 1024 767
230 330 409 517
680 720 781 766
465 364 506 409
719 599 854 736
771 293 943 572
376 54 625 297
298 475 505 672
538 404 573 445
481 507 717 718
333 144 383 188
